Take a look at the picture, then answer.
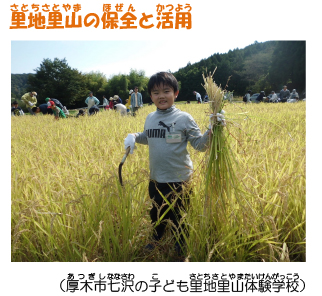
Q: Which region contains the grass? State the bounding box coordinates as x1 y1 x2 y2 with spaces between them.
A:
11 102 306 262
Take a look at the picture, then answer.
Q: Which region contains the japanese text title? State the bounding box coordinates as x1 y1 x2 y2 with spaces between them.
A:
10 3 192 29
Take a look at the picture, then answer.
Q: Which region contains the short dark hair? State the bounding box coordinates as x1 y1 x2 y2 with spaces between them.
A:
31 107 38 112
148 72 179 95
12 101 18 105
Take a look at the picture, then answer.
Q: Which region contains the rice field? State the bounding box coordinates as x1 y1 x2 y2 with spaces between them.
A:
11 101 306 262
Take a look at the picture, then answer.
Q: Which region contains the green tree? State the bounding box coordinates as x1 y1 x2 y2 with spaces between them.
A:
268 41 306 93
83 71 108 99
28 58 86 106
11 73 33 99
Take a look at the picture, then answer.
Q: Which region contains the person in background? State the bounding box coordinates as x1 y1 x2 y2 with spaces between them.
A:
279 85 290 103
193 91 202 104
32 104 53 115
21 91 37 115
130 86 143 116
288 89 299 102
11 101 24 116
89 105 100 115
45 97 64 110
269 91 278 103
103 95 108 110
113 95 122 105
85 91 100 114
108 97 114 110
125 98 131 113
48 100 66 119
115 95 122 104
127 90 133 112
255 91 265 103
62 106 69 117
114 103 127 116
76 109 85 118
246 90 252 103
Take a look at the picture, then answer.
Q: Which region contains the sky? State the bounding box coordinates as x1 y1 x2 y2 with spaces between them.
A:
11 39 269 78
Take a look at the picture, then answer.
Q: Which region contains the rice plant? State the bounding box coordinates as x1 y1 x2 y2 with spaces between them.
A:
11 100 306 262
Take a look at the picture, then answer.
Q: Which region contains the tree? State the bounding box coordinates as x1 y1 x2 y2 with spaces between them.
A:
28 58 86 107
268 41 306 93
83 71 108 98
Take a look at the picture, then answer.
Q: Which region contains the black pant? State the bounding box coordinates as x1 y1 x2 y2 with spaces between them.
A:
148 180 190 243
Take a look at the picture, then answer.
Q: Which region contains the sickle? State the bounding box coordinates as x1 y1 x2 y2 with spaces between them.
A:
118 146 131 186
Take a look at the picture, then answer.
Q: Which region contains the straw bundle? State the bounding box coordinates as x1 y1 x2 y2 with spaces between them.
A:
202 69 246 229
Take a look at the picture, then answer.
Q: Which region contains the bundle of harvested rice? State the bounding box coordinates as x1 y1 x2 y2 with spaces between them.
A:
202 69 257 233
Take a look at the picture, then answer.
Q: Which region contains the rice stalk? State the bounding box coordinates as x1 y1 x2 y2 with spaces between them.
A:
202 69 259 244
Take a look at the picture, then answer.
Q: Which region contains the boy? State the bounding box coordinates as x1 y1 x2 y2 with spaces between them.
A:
11 101 24 116
48 100 66 119
124 72 211 255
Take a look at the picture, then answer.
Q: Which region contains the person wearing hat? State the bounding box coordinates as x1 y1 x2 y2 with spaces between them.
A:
31 103 53 115
85 91 100 114
113 95 122 105
11 101 24 116
279 85 290 103
45 97 64 110
130 86 143 116
48 100 66 119
21 91 37 115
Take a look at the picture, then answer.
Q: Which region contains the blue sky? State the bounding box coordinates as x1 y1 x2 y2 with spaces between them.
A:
11 39 268 78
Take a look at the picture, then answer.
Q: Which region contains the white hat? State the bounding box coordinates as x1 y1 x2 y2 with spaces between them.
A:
129 89 133 94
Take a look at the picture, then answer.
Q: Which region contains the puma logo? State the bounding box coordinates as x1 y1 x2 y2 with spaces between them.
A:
158 121 176 132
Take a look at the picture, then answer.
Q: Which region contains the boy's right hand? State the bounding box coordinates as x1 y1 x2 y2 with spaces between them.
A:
124 134 136 154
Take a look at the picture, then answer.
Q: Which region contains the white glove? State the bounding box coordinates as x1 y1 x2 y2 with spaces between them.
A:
209 110 226 128
124 134 136 154
217 110 226 126
28 101 34 107
129 105 132 108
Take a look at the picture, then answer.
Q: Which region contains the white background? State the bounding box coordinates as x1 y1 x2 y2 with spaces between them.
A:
3 0 320 295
